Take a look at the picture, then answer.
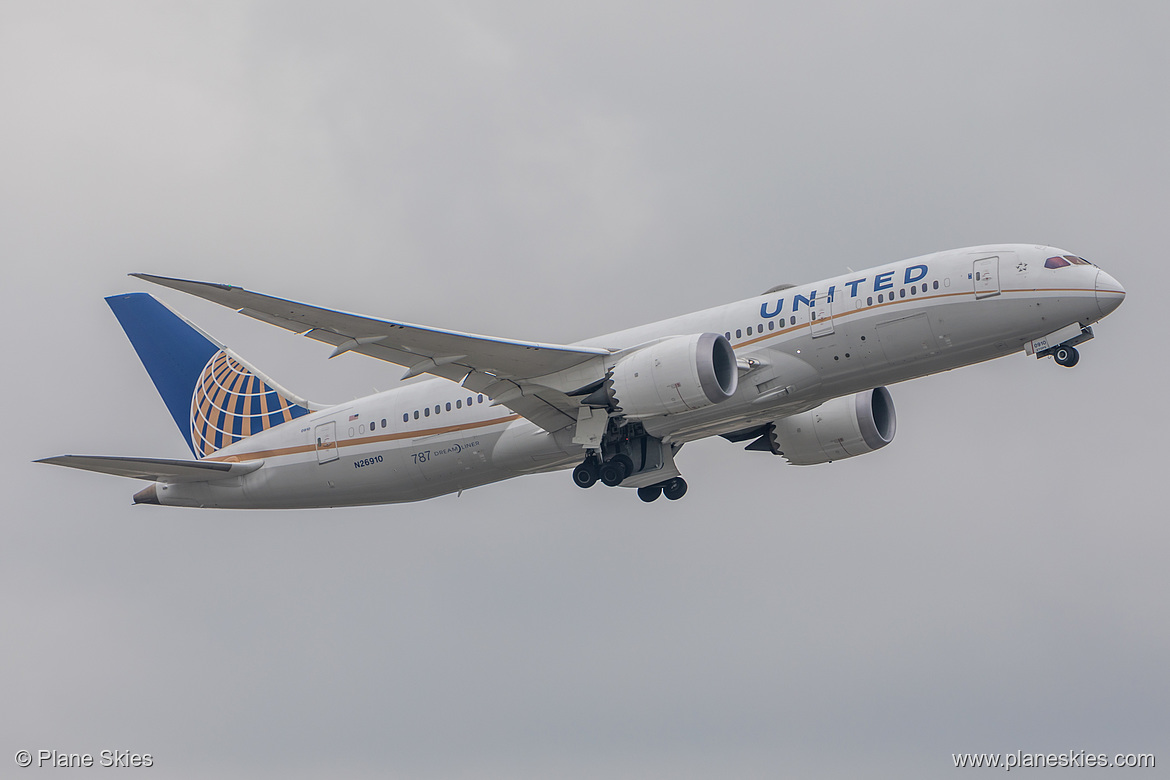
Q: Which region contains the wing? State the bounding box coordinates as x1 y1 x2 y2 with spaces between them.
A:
132 274 613 432
35 455 263 483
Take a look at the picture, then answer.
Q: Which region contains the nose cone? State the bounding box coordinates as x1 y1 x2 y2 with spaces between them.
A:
1095 270 1126 318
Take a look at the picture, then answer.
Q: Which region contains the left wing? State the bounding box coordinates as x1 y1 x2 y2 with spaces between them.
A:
133 274 613 432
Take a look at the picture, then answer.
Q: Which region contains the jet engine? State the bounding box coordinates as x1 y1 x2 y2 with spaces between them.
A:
604 333 738 419
755 387 896 465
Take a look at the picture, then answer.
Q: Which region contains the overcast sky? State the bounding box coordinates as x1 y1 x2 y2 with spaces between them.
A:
3 2 1167 777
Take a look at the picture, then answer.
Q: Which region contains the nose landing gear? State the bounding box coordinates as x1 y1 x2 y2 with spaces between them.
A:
1053 345 1080 368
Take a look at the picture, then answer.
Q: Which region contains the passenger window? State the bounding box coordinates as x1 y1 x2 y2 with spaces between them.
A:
478 394 484 403
467 397 473 406
768 321 774 331
381 419 386 428
736 329 742 338
413 410 419 420
446 402 451 412
456 399 462 409
899 289 906 298
747 326 753 335
435 405 440 414
933 281 939 290
878 294 884 303
348 427 355 437
911 285 917 295
359 424 365 434
403 413 409 423
424 408 430 417
790 316 796 325
867 296 873 305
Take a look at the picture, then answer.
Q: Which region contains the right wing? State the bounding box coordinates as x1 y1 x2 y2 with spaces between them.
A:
133 274 615 432
35 455 263 483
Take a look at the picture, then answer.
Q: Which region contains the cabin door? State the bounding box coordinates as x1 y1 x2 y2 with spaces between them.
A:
973 256 1000 299
315 421 339 464
810 297 835 338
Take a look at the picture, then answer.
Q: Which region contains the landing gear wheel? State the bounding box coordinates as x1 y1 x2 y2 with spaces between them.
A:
637 485 662 503
612 454 634 479
1053 345 1080 368
599 459 627 487
662 478 688 501
572 460 599 489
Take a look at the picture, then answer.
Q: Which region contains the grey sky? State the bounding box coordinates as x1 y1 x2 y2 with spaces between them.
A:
3 2 1167 777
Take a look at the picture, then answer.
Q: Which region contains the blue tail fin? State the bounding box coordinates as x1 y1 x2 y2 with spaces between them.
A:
106 293 311 458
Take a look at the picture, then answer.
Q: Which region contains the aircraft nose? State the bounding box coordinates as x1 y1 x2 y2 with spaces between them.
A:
1095 269 1126 318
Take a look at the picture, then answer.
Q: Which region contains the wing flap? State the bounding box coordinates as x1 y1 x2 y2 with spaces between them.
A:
35 455 263 483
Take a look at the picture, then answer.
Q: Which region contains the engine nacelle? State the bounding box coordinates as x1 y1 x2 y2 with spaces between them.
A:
764 387 896 465
607 333 738 419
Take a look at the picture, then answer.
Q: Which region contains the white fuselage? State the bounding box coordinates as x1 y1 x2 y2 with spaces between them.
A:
152 244 1123 508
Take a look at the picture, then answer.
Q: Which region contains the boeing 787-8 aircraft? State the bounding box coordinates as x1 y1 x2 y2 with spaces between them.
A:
39 244 1125 507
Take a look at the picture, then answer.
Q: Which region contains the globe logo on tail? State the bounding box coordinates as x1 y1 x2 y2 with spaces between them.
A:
190 350 308 458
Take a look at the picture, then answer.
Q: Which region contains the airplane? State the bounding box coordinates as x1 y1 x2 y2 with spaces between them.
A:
38 244 1125 508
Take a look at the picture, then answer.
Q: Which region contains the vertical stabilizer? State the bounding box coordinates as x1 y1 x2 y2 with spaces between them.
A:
106 293 312 458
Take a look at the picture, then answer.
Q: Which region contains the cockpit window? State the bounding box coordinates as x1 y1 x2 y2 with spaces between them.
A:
1064 255 1091 266
1045 256 1070 269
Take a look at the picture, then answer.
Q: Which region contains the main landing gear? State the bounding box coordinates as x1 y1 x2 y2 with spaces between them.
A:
636 478 688 503
572 454 688 502
573 454 636 488
572 459 599 488
1053 345 1080 368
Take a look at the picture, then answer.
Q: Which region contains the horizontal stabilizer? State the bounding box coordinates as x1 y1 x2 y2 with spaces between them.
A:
35 455 263 483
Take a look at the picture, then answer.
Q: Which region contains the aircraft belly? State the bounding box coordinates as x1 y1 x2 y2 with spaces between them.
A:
179 419 542 508
490 421 579 474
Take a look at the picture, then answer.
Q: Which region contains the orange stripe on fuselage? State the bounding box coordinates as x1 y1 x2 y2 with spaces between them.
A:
206 413 523 463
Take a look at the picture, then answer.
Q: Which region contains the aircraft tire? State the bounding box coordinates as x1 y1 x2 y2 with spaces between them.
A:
572 461 599 489
613 454 634 479
1054 345 1080 367
662 478 688 501
599 460 626 487
637 486 662 503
